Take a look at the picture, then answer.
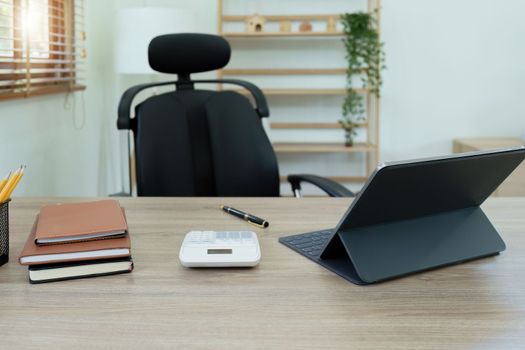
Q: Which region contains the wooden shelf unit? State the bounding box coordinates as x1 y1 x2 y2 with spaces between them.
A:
218 0 382 183
222 14 342 21
271 122 340 129
270 122 367 129
230 88 367 96
221 13 345 38
273 142 376 153
223 32 344 38
279 175 368 183
222 68 349 75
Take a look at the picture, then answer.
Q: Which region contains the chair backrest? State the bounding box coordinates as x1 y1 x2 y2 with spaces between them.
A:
129 34 280 196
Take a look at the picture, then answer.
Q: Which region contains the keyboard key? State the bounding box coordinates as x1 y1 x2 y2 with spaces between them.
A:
296 243 311 249
293 239 310 245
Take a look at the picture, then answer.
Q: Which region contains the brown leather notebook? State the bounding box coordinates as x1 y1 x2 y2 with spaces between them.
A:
35 200 128 245
20 215 131 265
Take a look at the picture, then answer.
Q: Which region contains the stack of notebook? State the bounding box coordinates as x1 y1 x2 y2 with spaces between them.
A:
18 200 133 283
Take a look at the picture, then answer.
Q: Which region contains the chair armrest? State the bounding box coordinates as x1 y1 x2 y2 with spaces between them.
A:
109 192 132 197
117 80 179 130
288 174 355 198
192 79 270 118
117 78 269 130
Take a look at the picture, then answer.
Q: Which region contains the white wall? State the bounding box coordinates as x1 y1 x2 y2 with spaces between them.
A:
381 0 525 160
1 0 524 197
0 0 119 196
0 95 97 196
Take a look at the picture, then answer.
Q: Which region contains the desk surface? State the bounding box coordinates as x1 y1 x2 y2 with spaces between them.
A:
1 197 525 350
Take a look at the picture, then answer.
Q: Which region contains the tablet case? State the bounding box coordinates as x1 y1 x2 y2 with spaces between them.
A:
280 147 525 285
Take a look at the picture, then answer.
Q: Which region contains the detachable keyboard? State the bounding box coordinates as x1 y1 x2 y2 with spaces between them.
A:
279 229 333 259
279 228 364 284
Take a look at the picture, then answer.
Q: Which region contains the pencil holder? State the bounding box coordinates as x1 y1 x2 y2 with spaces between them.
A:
0 200 9 266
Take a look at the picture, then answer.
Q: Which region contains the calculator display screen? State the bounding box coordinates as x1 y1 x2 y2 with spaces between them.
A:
207 249 233 254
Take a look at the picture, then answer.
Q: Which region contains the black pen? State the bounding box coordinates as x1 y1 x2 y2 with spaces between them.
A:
220 205 269 228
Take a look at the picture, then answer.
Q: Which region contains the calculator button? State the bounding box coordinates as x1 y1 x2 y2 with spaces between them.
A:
216 232 228 240
228 232 240 240
241 232 252 241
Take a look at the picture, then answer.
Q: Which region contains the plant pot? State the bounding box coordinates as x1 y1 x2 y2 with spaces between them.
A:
344 132 354 147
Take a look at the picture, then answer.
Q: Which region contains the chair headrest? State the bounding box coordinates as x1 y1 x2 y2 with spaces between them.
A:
148 33 231 74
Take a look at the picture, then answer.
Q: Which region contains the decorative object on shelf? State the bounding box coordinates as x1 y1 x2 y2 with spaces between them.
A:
339 117 363 147
326 17 337 32
279 20 292 33
246 14 266 32
299 20 312 32
216 0 383 183
339 11 385 147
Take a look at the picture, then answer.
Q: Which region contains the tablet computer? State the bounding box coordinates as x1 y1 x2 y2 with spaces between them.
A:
280 146 525 284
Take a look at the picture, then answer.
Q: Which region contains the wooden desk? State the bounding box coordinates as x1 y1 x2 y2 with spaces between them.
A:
1 197 525 349
453 138 525 196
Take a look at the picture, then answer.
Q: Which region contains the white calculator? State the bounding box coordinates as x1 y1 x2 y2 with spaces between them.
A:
179 231 261 267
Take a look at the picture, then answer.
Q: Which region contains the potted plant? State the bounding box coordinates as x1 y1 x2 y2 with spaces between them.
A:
339 11 385 147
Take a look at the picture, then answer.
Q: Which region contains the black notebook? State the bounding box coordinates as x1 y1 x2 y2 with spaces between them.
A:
28 257 133 284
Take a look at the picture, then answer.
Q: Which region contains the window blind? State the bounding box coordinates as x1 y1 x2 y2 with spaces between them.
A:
0 0 85 100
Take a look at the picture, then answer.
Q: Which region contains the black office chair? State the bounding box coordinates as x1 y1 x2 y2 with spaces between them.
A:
117 33 354 198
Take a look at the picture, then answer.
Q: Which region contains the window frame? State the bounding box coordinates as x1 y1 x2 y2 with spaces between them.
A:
0 0 85 101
